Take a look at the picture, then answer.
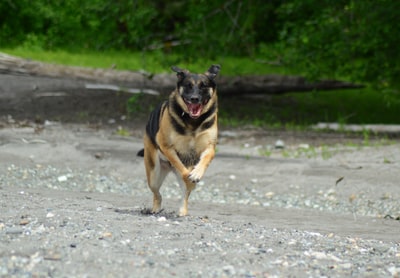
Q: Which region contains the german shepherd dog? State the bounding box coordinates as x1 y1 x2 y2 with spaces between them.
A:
138 64 221 216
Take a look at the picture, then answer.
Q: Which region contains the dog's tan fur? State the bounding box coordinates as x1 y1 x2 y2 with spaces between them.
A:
140 65 221 216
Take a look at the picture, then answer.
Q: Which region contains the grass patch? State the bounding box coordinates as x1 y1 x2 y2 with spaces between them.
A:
1 48 290 76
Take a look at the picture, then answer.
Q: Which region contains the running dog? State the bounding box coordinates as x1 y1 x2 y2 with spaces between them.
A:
138 64 221 216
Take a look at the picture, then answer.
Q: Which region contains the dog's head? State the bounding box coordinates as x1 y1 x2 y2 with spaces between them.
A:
171 65 220 119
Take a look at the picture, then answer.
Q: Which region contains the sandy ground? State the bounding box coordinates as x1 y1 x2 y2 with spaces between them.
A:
1 121 400 277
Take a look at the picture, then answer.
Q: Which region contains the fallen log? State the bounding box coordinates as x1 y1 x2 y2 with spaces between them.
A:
217 75 364 95
0 52 364 96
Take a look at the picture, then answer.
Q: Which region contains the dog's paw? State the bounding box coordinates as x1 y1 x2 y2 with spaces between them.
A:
188 167 204 183
188 175 200 183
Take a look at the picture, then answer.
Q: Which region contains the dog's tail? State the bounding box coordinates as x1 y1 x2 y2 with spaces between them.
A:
137 149 144 157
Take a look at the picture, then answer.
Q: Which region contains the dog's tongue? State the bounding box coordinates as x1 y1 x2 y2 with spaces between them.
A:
187 103 202 118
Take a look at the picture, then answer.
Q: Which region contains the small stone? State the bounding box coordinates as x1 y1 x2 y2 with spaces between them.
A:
99 232 112 239
157 216 167 222
222 265 236 275
6 227 24 235
229 175 236 180
94 153 103 159
340 263 352 269
46 212 55 218
388 266 400 276
275 140 285 149
44 120 59 126
349 194 357 202
19 219 30 225
57 175 68 182
299 143 310 149
265 192 275 198
44 251 62 261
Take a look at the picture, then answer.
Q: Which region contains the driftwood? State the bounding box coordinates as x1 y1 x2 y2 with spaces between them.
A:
0 52 363 96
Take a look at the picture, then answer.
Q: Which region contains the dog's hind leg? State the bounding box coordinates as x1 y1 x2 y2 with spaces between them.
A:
147 163 170 214
144 146 170 213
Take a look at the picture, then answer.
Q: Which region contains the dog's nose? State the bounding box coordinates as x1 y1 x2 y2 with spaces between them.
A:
190 96 200 103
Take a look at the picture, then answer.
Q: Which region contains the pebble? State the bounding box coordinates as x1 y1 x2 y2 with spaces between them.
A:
5 227 24 235
275 139 285 149
299 143 310 149
387 266 400 276
265 191 275 198
222 265 236 275
19 219 29 225
57 175 68 182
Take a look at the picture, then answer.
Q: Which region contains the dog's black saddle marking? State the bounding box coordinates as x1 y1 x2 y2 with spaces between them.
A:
146 101 166 147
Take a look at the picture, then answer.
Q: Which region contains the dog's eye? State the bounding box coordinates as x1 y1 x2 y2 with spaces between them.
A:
199 82 207 89
186 83 193 89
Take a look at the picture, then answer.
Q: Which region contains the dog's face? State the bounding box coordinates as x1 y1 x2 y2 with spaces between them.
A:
172 65 220 119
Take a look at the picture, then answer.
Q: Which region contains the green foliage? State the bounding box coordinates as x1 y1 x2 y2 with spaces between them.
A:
1 0 400 113
0 0 159 50
276 0 400 91
0 0 266 55
2 0 398 91
126 93 146 115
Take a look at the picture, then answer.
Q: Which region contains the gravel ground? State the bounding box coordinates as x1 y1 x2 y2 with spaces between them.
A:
1 120 400 277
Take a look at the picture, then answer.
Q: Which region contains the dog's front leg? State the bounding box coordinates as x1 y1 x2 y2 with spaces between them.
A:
189 145 215 183
160 146 196 216
161 147 191 179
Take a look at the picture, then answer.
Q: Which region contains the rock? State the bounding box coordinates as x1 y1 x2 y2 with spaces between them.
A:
57 175 68 182
5 227 24 235
275 139 285 149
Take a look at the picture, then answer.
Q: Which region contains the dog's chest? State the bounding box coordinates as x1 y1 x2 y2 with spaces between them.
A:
173 132 207 166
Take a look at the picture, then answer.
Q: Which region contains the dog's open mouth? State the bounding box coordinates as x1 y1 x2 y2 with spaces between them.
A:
186 102 203 119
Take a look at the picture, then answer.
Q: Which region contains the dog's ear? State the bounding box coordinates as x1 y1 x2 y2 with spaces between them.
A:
205 64 221 80
171 66 189 81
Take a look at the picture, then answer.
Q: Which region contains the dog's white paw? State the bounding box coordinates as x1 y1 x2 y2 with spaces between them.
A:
188 167 204 183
